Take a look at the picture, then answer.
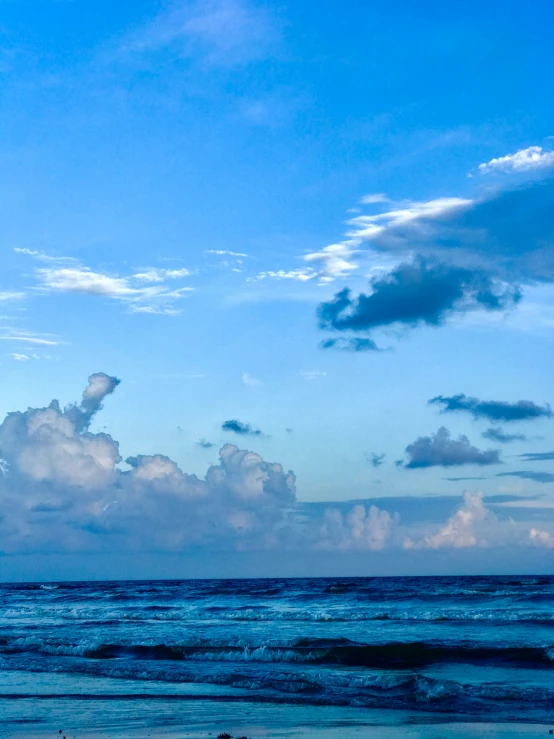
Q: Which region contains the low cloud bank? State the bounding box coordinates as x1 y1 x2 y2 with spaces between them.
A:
0 373 552 557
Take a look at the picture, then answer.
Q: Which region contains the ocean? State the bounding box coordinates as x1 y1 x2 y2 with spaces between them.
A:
1 576 554 736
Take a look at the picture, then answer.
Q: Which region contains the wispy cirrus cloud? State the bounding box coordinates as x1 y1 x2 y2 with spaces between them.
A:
16 250 194 316
346 197 471 242
302 243 360 284
205 250 248 258
132 268 191 283
121 0 280 68
298 371 327 381
0 329 60 346
251 268 317 283
36 266 193 315
0 287 26 302
242 372 263 387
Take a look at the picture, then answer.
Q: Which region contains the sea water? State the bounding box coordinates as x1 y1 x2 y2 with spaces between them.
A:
1 576 554 730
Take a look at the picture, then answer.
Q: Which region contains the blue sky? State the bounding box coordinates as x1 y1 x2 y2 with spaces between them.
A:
1 0 554 579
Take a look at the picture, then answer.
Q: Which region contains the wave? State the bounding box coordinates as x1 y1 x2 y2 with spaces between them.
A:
93 641 554 669
4 656 554 721
4 604 554 625
7 637 554 669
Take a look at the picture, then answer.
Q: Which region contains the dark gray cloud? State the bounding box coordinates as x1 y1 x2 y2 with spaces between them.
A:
317 259 520 341
320 337 379 352
430 394 552 422
444 476 488 481
367 453 386 468
482 427 528 443
197 439 215 449
222 419 264 436
404 426 501 469
519 451 554 461
497 471 554 483
364 178 554 283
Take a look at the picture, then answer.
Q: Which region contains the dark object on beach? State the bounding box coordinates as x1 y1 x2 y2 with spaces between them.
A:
218 733 232 738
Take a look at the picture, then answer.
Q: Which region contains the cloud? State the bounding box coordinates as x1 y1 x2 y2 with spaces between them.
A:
123 0 278 67
132 268 191 283
519 451 554 462
34 264 193 316
298 371 327 380
205 250 248 258
197 439 215 449
9 353 30 362
478 146 554 175
404 427 501 469
405 491 492 549
482 427 528 443
316 504 397 551
320 337 379 352
242 372 263 387
352 178 554 284
0 291 25 302
65 372 121 433
251 269 317 282
303 243 359 283
443 476 488 482
529 528 554 548
0 329 60 346
13 248 77 264
222 419 264 436
0 374 295 554
367 453 386 468
318 259 519 343
360 193 389 205
347 197 471 242
496 470 554 483
429 394 552 422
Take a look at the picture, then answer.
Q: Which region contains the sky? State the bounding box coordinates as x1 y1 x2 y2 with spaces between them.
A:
1 0 554 580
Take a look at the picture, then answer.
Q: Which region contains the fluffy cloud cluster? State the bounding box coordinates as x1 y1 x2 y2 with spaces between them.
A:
0 373 295 553
316 504 397 551
405 491 492 549
478 146 554 175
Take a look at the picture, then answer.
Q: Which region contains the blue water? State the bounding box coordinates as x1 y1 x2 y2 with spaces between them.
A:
1 576 554 724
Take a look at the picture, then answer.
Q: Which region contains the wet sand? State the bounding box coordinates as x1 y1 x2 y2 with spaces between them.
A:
2 698 553 739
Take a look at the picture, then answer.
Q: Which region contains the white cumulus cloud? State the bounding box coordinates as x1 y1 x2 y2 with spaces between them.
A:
478 146 554 174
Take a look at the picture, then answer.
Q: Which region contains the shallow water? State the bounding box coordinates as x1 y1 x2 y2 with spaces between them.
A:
1 576 554 727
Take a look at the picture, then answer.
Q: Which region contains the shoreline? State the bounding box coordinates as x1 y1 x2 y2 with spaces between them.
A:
2 698 553 739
